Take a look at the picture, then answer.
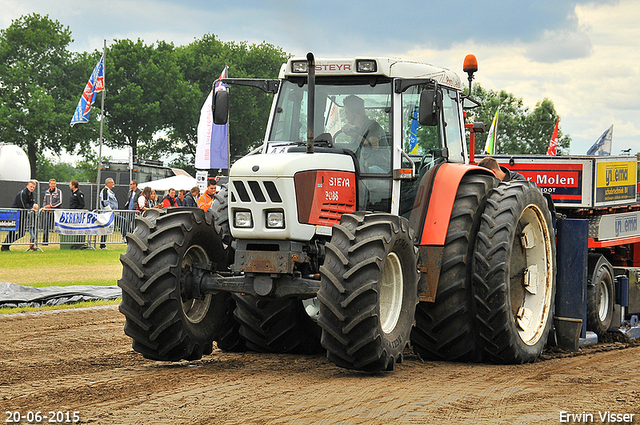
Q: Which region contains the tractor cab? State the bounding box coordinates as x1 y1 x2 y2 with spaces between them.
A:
216 56 469 219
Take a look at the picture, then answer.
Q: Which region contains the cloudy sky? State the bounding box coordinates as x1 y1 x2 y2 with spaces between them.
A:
2 0 639 159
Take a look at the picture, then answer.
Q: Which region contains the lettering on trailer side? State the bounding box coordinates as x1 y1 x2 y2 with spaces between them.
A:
504 162 584 205
605 165 629 186
535 174 576 186
596 211 640 241
614 215 638 237
595 160 637 204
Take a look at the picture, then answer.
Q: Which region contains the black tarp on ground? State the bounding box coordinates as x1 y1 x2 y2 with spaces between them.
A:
0 282 121 308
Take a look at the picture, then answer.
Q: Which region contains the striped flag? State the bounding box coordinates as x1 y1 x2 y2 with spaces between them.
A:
586 125 613 156
70 57 104 126
484 108 499 154
196 66 229 169
546 118 559 155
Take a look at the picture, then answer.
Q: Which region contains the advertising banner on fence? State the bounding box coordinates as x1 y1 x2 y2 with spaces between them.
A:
0 209 20 231
54 210 114 235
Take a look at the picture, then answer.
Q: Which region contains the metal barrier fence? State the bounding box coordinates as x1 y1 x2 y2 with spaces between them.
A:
0 209 137 251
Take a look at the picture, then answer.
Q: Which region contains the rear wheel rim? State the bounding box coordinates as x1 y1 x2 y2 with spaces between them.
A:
181 245 212 324
598 272 611 322
510 204 554 346
380 252 403 334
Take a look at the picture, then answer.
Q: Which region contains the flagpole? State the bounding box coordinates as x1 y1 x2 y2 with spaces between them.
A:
96 39 106 209
226 65 230 175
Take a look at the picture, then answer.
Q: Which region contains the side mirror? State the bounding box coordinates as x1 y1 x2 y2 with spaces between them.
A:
419 89 442 126
213 90 229 125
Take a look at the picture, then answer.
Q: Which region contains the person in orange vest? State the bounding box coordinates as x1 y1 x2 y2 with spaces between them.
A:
198 178 217 211
161 188 179 208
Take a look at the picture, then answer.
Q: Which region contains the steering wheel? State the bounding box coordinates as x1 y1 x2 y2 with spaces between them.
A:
332 129 359 151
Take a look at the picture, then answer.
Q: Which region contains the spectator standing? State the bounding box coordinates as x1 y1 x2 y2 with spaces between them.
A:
124 180 141 211
2 181 39 251
99 177 125 249
184 186 199 207
198 179 217 212
161 188 178 208
122 180 140 237
68 179 86 249
176 189 187 207
68 180 85 210
136 186 152 214
42 178 63 245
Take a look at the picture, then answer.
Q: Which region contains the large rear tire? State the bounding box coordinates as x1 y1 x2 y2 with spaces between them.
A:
118 208 229 361
411 173 497 362
318 212 419 372
473 181 556 364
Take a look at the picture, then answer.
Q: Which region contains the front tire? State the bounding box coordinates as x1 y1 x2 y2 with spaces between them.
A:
473 182 556 364
118 209 228 361
232 294 324 354
318 212 419 372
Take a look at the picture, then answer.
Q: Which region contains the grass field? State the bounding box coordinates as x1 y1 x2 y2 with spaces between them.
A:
0 245 126 314
0 244 126 287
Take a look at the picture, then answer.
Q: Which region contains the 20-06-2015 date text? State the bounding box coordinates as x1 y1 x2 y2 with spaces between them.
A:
6 411 80 423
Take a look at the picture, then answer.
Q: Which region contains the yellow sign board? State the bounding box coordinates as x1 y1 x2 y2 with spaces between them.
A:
595 160 637 203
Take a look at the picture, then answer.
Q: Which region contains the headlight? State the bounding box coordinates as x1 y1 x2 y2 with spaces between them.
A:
266 211 285 228
234 211 253 228
291 61 308 73
356 60 377 73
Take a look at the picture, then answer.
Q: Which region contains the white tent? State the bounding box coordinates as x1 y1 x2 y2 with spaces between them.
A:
139 174 197 192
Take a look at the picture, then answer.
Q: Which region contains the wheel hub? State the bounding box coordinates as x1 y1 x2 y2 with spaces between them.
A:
510 205 554 346
181 245 212 324
380 252 403 334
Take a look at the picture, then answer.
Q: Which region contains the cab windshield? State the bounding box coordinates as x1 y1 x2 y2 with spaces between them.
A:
269 79 392 174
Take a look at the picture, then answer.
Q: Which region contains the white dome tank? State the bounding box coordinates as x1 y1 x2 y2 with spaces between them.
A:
0 144 31 181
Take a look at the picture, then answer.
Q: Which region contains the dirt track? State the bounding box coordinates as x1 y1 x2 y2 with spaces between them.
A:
1 306 639 425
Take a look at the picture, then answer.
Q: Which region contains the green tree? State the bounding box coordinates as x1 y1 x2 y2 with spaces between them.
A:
104 39 165 161
0 14 89 178
466 84 570 155
175 35 289 164
77 35 288 173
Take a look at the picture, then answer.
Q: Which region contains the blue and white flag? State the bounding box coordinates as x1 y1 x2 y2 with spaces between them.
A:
70 57 105 126
586 125 613 156
196 66 229 169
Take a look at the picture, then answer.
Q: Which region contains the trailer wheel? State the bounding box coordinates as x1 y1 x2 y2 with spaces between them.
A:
587 261 614 335
209 184 245 352
411 173 496 362
231 294 324 354
473 181 556 364
118 209 229 361
318 212 419 372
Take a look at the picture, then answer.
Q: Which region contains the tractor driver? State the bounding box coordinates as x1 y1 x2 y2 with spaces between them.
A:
342 95 388 173
342 95 386 149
